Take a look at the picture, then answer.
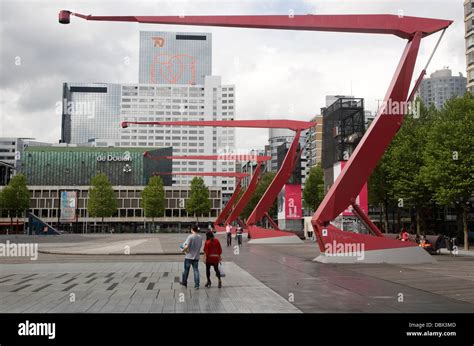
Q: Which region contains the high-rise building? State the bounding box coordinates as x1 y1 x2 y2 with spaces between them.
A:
266 128 308 184
61 83 122 144
465 0 474 93
304 115 323 169
120 76 236 197
417 69 467 108
60 31 236 203
239 149 266 188
267 128 296 172
139 31 212 85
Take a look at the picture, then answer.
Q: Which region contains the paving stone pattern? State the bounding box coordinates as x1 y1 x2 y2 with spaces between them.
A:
0 262 301 313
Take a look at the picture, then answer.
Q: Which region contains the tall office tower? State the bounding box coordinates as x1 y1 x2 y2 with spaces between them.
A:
418 69 467 108
61 83 122 144
119 76 236 198
304 115 323 169
466 0 474 93
139 31 212 85
267 128 297 172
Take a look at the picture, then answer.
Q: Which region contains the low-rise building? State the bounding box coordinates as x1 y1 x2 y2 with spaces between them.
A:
0 145 222 232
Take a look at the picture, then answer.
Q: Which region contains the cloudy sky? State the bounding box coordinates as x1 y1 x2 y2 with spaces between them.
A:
0 0 466 151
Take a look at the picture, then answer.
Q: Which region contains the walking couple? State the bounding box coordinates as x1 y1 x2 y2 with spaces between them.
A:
179 225 223 289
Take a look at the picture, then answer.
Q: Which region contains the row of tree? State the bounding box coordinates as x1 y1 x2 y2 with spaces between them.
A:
0 173 213 233
86 174 213 231
0 174 30 232
299 95 473 249
369 94 473 249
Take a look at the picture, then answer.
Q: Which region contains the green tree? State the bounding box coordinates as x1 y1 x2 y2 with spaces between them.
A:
0 174 30 234
384 100 435 235
241 172 277 220
87 173 118 232
303 163 325 213
186 177 211 223
421 93 474 250
368 156 394 233
142 176 165 232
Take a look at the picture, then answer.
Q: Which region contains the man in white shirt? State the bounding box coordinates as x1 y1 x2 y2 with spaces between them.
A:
179 225 203 289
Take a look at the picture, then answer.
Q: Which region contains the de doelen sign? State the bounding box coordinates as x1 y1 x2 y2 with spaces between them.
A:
96 152 132 162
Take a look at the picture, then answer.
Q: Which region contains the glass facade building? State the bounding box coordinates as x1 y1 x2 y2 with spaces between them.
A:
61 83 122 144
5 146 222 230
21 146 172 186
139 31 212 85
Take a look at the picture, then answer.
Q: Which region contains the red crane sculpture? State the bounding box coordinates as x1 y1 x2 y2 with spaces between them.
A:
59 10 452 262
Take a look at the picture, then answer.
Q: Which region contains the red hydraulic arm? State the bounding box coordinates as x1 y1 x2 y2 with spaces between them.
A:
224 160 264 227
59 11 450 39
122 120 314 131
214 179 242 228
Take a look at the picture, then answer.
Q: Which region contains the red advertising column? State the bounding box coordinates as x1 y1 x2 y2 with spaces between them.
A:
284 184 302 219
277 184 302 231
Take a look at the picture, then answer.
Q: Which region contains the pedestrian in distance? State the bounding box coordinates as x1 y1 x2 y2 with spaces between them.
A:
236 225 243 247
225 223 232 247
179 225 203 289
203 230 223 288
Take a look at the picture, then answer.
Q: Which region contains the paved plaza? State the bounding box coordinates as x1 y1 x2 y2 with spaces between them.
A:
0 261 299 313
0 233 474 313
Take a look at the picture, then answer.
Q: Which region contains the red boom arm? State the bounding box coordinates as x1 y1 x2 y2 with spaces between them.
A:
59 11 450 40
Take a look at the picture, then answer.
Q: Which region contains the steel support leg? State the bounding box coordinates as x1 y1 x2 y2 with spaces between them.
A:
247 129 302 226
225 162 263 226
312 32 423 254
214 178 242 228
